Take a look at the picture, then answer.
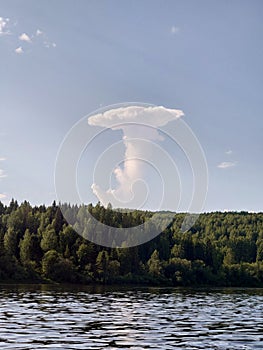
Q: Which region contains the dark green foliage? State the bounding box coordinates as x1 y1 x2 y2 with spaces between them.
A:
0 200 262 286
147 250 162 276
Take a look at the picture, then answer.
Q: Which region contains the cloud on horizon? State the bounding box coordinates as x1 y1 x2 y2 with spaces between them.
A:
217 161 237 169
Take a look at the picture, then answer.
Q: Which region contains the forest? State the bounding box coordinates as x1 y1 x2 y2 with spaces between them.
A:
0 199 263 287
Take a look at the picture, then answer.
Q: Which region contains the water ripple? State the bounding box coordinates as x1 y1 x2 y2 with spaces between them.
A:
0 285 262 349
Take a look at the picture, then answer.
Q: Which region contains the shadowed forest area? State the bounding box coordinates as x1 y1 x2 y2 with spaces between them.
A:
0 200 263 287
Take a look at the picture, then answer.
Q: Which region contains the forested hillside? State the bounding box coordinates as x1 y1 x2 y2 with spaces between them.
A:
0 200 263 286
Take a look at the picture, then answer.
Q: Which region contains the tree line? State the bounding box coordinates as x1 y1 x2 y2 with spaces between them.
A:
0 199 263 287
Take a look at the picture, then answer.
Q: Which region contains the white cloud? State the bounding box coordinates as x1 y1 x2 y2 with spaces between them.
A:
1 22 56 53
15 46 23 54
0 193 6 200
36 29 43 36
217 161 237 169
0 157 6 161
43 40 56 48
0 17 10 35
19 32 31 42
89 105 184 207
171 26 180 35
0 169 7 178
225 150 233 155
88 105 184 129
35 29 56 48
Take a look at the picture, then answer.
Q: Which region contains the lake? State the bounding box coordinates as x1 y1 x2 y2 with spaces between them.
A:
0 284 262 349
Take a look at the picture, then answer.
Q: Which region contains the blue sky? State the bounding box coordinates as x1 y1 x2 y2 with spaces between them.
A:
0 0 263 212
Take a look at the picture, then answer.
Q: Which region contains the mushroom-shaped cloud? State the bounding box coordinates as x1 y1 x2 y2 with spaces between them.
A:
88 105 184 128
88 105 184 208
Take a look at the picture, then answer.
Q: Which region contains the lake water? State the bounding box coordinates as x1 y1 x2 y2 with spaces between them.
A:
0 285 262 349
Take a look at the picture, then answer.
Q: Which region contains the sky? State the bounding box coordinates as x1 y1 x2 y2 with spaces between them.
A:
0 0 263 212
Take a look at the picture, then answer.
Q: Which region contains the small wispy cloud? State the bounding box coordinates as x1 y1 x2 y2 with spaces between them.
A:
171 26 180 35
19 32 31 42
0 157 6 161
36 29 43 36
1 18 56 54
217 161 237 169
0 169 7 178
35 29 56 49
15 46 23 54
0 16 10 35
44 41 56 48
0 193 7 200
225 150 233 155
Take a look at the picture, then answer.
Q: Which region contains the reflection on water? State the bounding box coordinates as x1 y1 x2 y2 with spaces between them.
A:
0 284 262 349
